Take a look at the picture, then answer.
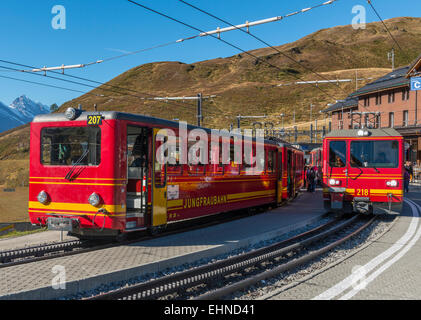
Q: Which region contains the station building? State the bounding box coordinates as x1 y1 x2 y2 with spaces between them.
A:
324 54 421 164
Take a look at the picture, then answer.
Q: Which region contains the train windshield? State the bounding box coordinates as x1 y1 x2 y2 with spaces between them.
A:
41 127 101 166
350 140 399 168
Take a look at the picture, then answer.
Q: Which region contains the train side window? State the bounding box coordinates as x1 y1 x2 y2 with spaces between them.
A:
329 141 346 167
209 139 224 175
267 150 275 173
154 136 167 187
278 151 283 180
188 140 206 175
167 137 182 175
228 142 240 175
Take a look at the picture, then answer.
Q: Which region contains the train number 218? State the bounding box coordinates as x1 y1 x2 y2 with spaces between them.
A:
356 189 369 196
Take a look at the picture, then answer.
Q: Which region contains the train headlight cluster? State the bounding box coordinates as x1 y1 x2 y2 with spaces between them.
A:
37 190 49 204
88 192 101 207
357 130 370 137
386 180 398 187
329 179 341 186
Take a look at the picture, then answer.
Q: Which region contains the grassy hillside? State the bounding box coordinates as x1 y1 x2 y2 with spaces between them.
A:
0 17 420 185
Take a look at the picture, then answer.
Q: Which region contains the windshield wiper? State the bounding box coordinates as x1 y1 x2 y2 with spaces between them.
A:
65 149 89 180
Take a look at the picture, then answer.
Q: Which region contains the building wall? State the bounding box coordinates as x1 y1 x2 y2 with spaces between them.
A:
330 86 420 130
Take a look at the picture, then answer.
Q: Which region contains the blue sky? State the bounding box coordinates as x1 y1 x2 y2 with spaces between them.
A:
0 0 420 107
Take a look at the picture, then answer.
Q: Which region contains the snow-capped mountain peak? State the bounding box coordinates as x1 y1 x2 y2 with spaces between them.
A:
0 95 50 133
9 95 49 122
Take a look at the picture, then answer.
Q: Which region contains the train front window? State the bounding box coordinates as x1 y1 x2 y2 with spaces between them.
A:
41 127 101 166
350 140 399 168
329 141 346 167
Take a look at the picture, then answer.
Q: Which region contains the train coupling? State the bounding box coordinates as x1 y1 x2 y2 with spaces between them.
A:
353 197 371 214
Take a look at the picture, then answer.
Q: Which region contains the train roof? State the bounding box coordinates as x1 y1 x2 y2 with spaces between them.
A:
325 128 402 138
33 110 292 147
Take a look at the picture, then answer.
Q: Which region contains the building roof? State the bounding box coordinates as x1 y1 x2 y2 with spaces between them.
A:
349 66 410 97
325 128 402 138
407 53 421 77
322 96 358 113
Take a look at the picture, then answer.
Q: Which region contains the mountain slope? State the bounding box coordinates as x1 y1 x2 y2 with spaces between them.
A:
8 95 49 123
0 101 25 132
59 17 421 128
1 16 421 162
0 95 49 133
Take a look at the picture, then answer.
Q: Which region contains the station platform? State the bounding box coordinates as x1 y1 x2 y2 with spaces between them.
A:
0 190 326 300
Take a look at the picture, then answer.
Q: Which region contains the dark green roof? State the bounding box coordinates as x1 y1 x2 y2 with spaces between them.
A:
349 66 410 97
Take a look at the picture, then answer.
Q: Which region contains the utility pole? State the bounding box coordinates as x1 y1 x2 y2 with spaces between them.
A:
310 103 313 123
197 93 202 127
388 48 395 71
293 106 296 126
355 70 358 91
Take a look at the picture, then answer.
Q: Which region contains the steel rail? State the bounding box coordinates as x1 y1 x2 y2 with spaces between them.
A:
0 240 83 263
0 205 274 269
87 215 347 300
195 215 376 300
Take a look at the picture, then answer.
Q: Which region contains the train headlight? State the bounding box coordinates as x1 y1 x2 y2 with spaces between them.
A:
65 107 77 120
357 130 370 137
37 190 49 204
88 192 101 207
386 180 398 187
329 179 341 186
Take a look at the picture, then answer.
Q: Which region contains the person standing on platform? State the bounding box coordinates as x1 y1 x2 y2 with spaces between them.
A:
404 168 410 193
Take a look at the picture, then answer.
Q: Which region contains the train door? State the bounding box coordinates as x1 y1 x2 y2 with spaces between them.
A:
326 139 348 209
287 149 293 198
277 149 283 204
126 125 149 230
152 128 168 229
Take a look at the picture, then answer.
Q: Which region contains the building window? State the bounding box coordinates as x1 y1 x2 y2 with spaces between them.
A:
389 112 394 128
388 91 395 103
403 110 409 127
364 97 370 107
402 88 410 101
375 93 382 105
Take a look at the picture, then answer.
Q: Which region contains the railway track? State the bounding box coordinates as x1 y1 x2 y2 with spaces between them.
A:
86 214 376 300
0 204 273 269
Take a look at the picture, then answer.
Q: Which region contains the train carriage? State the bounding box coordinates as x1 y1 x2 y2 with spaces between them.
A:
28 109 304 239
322 128 404 215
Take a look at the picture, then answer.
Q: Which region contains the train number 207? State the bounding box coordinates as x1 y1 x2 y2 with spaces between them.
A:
87 115 102 126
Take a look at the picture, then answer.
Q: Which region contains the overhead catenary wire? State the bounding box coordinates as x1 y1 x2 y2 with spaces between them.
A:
127 0 376 123
0 74 102 97
366 0 406 56
17 0 337 74
175 0 401 125
0 60 224 118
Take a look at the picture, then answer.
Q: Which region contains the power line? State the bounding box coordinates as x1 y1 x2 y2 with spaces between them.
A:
187 1 401 128
366 0 406 56
0 60 222 117
128 0 376 126
179 0 346 90
177 0 382 121
17 0 337 74
0 74 101 96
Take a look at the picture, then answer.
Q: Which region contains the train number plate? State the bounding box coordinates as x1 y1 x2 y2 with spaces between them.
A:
47 217 74 232
87 115 102 126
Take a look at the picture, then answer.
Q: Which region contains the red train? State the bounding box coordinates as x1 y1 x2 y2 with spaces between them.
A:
309 147 322 168
322 128 404 215
28 109 304 239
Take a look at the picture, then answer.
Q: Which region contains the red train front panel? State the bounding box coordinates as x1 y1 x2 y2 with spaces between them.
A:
322 129 403 214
